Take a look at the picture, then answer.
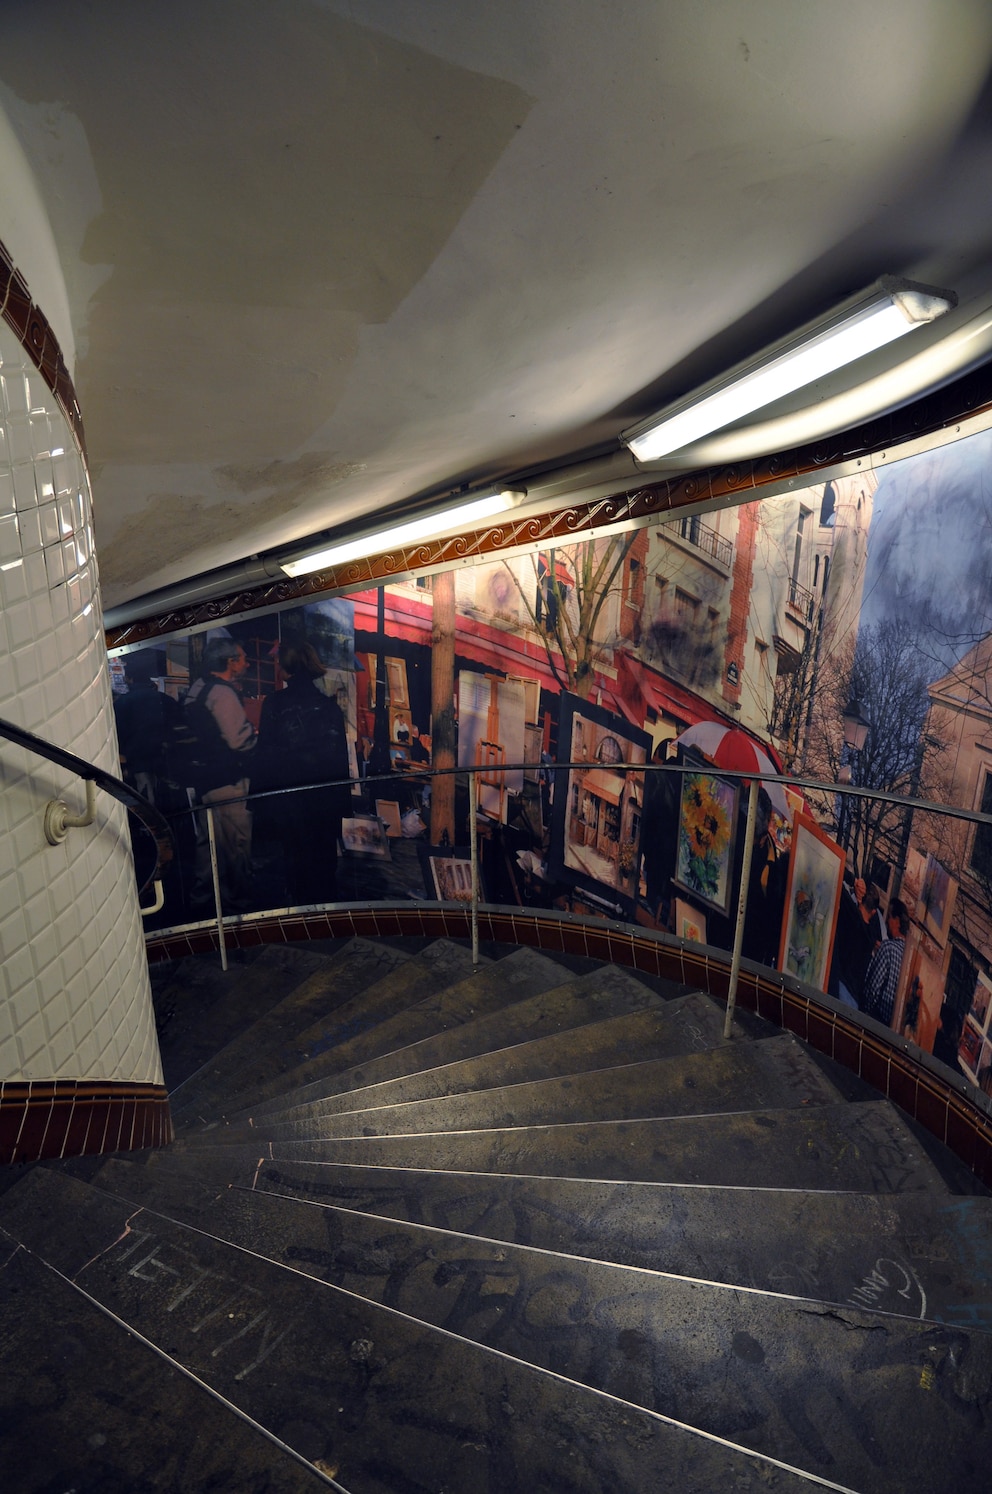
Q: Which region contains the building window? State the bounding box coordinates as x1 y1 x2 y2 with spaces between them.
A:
970 771 992 883
819 483 836 527
674 588 698 624
792 508 809 586
625 556 643 608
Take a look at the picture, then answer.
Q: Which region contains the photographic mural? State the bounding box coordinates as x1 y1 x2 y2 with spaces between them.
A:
110 418 992 1094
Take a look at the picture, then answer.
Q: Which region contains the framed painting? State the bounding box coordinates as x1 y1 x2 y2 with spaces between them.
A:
971 970 992 1033
340 815 391 859
375 799 402 838
548 693 649 912
385 656 409 708
960 1016 984 1075
430 856 480 904
777 812 844 994
674 897 707 945
417 843 485 905
673 771 738 916
921 853 957 945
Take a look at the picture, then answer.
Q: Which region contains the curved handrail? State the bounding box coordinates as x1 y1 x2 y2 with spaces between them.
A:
151 755 992 831
0 713 175 892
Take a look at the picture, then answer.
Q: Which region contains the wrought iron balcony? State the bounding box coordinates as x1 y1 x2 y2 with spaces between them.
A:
676 515 733 567
787 577 814 618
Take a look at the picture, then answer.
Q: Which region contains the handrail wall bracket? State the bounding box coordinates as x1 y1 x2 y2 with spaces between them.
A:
44 778 97 846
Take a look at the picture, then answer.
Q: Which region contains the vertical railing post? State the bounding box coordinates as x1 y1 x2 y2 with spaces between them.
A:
724 775 759 1038
205 805 228 973
469 769 480 968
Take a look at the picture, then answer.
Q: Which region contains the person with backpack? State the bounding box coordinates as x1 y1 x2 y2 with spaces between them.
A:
255 638 351 905
183 637 257 910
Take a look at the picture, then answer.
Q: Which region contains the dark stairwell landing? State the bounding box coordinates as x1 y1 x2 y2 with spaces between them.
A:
1 934 991 1492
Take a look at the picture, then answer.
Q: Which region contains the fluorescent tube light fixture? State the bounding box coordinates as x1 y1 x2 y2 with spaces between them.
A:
622 277 956 463
280 489 523 578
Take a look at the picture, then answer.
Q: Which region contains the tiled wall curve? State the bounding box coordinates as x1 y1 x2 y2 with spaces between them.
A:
0 319 161 1086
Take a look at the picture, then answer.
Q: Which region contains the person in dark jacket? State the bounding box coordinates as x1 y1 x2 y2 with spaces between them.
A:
256 639 352 905
113 652 182 807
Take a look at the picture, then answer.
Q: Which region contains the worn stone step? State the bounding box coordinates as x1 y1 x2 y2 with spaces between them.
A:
223 959 682 1127
112 1151 992 1329
0 1170 831 1494
169 1098 949 1194
236 990 742 1130
0 1225 333 1492
84 1151 992 1333
169 936 420 1123
153 941 346 1092
174 937 486 1127
220 1034 842 1144
203 947 602 1126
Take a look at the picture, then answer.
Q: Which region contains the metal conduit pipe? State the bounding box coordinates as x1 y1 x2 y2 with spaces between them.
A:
102 290 992 632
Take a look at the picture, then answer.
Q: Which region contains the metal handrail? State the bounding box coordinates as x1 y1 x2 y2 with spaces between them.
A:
0 713 174 907
158 754 992 999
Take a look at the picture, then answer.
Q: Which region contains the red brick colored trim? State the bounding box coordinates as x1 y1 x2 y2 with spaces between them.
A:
0 1078 171 1166
0 236 85 455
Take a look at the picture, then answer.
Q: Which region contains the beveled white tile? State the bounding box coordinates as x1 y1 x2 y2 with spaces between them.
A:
39 501 60 546
2 371 29 415
7 418 33 465
16 505 42 554
44 540 65 586
0 513 19 562
0 325 159 1091
29 411 51 455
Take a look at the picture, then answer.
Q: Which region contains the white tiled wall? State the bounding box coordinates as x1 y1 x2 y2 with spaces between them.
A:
0 322 161 1085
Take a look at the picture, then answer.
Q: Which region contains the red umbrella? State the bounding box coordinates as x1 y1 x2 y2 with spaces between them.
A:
674 722 795 818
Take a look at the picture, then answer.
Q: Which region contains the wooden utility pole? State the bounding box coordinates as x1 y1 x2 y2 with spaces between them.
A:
430 570 456 844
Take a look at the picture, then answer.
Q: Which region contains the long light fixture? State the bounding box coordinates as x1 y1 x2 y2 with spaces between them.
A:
280 489 524 579
622 277 956 463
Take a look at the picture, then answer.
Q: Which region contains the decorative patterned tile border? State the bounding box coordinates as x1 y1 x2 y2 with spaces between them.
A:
0 236 84 454
147 903 992 1188
107 360 992 649
0 1078 171 1166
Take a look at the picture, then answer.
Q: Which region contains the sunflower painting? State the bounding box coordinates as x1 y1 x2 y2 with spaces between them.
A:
674 772 737 914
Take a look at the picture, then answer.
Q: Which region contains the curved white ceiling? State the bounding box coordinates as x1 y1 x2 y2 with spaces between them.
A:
1 0 992 607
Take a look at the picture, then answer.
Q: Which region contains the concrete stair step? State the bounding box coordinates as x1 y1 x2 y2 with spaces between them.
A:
169 1098 950 1193
0 1169 831 1494
201 946 602 1126
153 941 346 1093
0 1222 333 1491
216 1033 843 1143
221 959 682 1127
169 936 419 1123
124 1153 992 1329
234 989 741 1129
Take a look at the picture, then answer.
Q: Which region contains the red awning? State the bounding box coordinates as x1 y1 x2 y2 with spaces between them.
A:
620 653 713 728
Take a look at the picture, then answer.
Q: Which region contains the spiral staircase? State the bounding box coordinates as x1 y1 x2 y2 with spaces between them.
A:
1 934 991 1492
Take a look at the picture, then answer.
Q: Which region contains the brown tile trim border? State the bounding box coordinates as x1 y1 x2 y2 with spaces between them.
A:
107 359 992 650
147 904 992 1187
0 1078 171 1166
0 236 85 456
